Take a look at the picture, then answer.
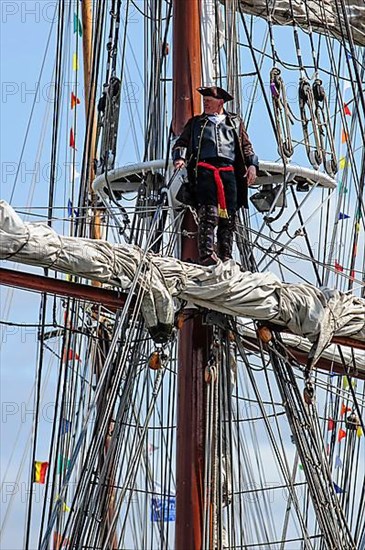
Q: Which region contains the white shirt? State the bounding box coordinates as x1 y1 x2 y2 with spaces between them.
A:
207 113 226 125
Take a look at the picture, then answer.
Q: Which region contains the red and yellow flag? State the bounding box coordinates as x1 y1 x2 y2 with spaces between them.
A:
34 461 49 484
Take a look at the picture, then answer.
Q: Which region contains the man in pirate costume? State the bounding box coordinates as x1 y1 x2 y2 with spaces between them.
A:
172 86 258 265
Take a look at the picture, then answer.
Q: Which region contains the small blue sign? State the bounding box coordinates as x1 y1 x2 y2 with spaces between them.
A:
151 496 176 522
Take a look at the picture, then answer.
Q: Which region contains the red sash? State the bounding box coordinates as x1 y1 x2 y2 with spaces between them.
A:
197 161 234 218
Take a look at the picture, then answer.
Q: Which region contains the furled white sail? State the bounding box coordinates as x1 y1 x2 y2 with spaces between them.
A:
238 324 365 371
234 0 365 46
0 201 364 366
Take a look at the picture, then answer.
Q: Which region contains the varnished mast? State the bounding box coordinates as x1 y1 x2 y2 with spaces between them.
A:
81 0 101 242
172 2 211 548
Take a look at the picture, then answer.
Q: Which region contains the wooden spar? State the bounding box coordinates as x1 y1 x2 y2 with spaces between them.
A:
172 2 208 549
1 267 364 355
0 268 128 311
80 3 118 548
240 331 365 380
80 0 93 117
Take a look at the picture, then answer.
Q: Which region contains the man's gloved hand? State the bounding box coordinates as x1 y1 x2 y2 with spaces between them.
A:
174 159 186 170
246 165 257 186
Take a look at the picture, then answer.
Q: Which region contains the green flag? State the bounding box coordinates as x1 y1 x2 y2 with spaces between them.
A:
57 454 71 474
73 13 83 37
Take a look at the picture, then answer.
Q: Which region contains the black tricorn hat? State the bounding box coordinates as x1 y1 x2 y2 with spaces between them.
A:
197 86 233 102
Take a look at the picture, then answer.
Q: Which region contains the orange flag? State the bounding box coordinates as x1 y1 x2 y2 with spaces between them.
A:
71 92 80 109
341 129 348 143
340 403 351 417
338 428 347 442
62 348 81 363
69 349 80 361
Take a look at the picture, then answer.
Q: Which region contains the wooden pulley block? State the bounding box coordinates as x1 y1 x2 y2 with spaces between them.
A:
148 351 162 370
257 325 273 343
176 314 185 330
303 382 315 405
204 365 216 384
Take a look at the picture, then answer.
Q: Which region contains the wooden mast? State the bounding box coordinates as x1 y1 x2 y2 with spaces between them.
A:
172 2 210 549
81 0 101 241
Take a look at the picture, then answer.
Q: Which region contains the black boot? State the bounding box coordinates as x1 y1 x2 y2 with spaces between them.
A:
197 205 219 265
217 212 236 262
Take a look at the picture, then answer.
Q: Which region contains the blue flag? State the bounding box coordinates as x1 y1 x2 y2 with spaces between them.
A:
335 455 343 469
151 496 176 522
60 418 71 435
67 200 80 219
338 212 350 220
67 199 73 217
333 482 344 494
